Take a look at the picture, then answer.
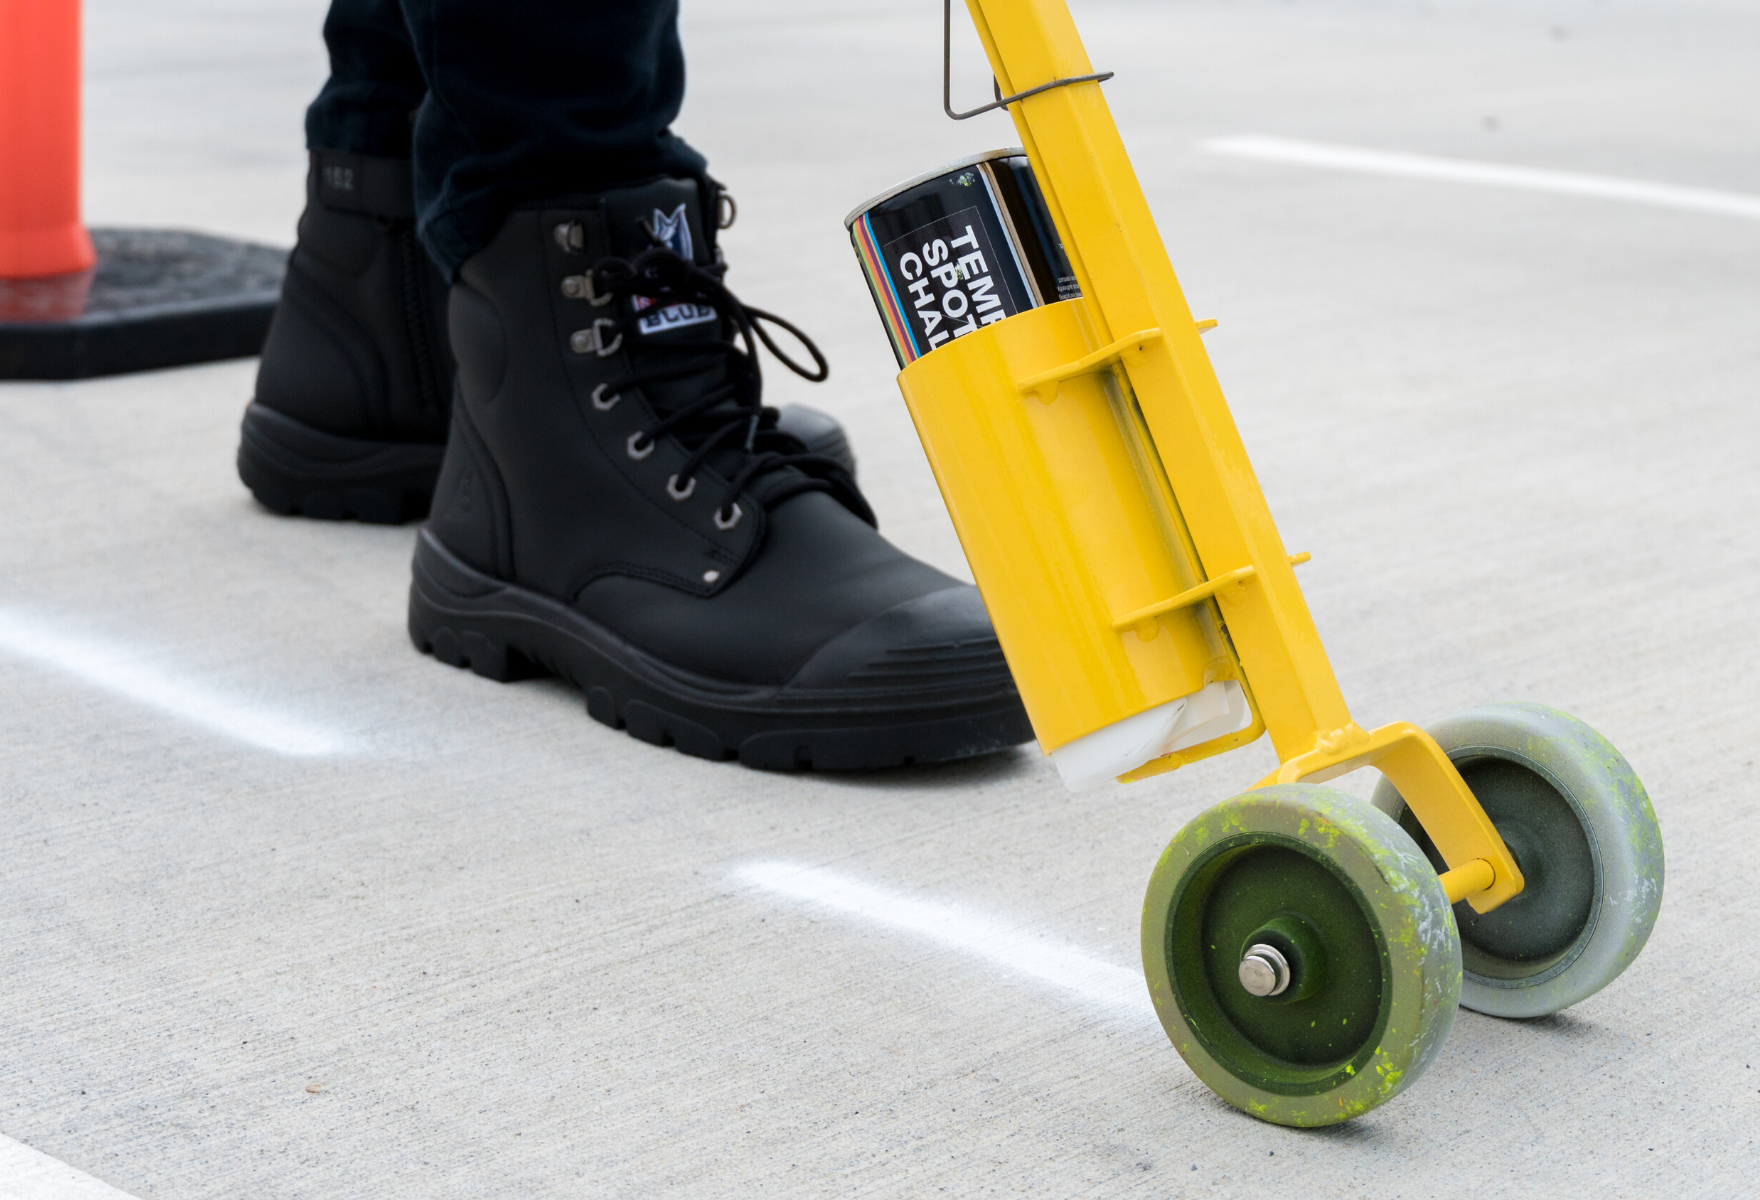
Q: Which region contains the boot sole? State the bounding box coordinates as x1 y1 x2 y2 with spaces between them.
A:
408 528 1034 770
238 401 445 524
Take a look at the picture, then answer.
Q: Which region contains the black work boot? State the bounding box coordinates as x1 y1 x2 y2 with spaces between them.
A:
409 176 1032 768
237 150 454 523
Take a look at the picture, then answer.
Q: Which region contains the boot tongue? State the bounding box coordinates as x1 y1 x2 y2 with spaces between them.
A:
600 176 712 264
601 177 719 348
598 177 733 421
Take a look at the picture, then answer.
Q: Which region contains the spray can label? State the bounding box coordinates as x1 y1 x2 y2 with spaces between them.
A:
846 150 1079 368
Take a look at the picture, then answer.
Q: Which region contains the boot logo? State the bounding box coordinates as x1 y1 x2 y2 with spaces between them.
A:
633 199 714 332
634 203 717 336
633 295 718 336
648 203 693 260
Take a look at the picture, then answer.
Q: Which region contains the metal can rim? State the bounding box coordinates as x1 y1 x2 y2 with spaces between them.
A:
842 146 1026 231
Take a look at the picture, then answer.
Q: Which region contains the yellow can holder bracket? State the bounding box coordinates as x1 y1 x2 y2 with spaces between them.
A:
897 300 1263 790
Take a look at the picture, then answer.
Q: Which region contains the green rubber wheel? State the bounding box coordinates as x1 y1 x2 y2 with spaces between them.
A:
1371 703 1663 1019
1142 784 1461 1127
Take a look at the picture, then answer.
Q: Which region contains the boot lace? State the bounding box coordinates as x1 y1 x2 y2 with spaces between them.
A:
585 246 867 528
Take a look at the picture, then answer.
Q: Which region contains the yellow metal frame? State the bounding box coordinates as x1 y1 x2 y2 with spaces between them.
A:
897 0 1522 911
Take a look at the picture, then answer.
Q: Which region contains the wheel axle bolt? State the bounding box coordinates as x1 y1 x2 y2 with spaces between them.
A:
1239 943 1291 997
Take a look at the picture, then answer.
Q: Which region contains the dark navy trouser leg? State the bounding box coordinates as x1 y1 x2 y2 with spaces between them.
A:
305 0 427 159
305 0 707 278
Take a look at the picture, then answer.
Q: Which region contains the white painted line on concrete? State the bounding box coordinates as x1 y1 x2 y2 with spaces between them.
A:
0 609 355 757
735 861 1153 1018
1199 134 1760 221
0 1133 140 1200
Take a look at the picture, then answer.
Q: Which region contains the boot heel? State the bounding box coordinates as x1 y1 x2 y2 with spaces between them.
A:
239 401 445 524
420 624 524 682
408 599 534 683
408 529 538 683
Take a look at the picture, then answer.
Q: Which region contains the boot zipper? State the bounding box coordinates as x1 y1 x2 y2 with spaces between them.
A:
397 226 445 417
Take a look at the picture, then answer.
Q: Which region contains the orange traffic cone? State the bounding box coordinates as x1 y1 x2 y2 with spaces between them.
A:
0 0 97 320
1 0 280 378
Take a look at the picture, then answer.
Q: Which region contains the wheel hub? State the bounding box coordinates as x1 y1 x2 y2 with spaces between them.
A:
1238 943 1291 996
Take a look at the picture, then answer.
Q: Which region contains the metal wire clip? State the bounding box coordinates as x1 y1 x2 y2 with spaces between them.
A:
943 0 1113 121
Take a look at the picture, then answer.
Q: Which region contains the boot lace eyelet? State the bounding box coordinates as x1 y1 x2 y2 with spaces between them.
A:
592 383 621 411
562 272 613 306
569 317 622 357
553 220 586 251
714 502 743 531
666 474 696 501
626 431 655 461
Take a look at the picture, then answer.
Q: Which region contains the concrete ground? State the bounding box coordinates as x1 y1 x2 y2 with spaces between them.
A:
4 0 1757 1195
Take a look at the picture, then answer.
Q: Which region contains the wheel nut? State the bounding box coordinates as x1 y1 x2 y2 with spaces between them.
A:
1239 943 1291 997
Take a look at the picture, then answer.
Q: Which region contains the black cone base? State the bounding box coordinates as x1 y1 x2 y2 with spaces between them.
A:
0 228 285 380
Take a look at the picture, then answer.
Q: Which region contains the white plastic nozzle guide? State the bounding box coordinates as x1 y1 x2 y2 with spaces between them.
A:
1050 681 1250 792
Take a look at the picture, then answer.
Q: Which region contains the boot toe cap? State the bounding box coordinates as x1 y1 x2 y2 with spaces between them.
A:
786 584 1021 699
